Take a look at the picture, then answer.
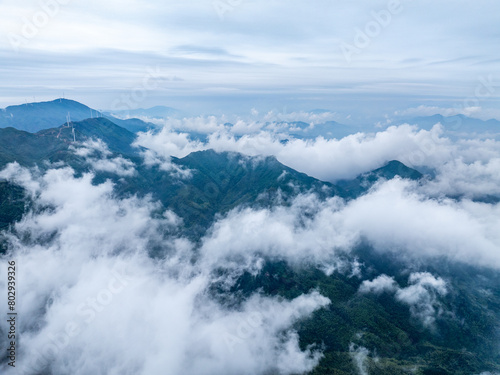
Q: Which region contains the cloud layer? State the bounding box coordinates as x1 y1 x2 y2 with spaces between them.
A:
135 122 500 197
0 165 330 375
1 119 500 373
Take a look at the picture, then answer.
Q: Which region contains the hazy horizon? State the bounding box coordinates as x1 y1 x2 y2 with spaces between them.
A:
1 0 499 122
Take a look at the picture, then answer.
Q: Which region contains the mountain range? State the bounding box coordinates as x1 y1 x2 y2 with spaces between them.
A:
0 99 155 134
106 105 183 120
397 114 500 136
1 99 499 375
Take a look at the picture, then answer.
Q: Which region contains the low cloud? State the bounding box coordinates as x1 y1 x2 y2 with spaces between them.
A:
358 274 397 294
0 163 330 375
200 177 500 273
349 343 370 375
360 272 448 328
71 139 136 177
1 118 500 373
134 122 500 185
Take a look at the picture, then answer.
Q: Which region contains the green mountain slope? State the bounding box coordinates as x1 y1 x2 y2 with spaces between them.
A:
171 150 343 231
39 117 138 155
0 124 499 374
0 118 139 169
0 127 70 166
215 250 500 375
0 181 27 230
103 150 344 238
0 123 344 237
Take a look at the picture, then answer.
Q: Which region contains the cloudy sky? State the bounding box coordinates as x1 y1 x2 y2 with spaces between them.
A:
1 0 499 120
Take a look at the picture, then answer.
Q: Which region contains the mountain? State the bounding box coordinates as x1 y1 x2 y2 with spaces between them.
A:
40 117 139 155
337 160 423 197
170 150 343 227
0 126 71 167
0 98 154 134
102 150 345 238
107 105 182 119
0 181 27 230
398 114 500 135
104 116 155 133
0 119 423 236
228 249 500 375
0 123 344 235
0 99 99 132
0 118 138 168
1 119 499 374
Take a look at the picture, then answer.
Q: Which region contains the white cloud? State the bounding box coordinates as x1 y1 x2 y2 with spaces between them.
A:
358 274 397 294
200 175 500 273
71 139 136 177
421 157 500 199
136 122 500 183
2 1 500 111
134 120 500 201
0 163 330 375
199 194 356 274
360 272 448 328
395 272 448 328
349 343 370 375
134 128 204 158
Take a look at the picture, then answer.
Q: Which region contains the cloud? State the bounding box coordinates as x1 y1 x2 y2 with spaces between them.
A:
71 139 136 177
358 274 397 294
2 1 500 112
1 118 500 373
132 122 500 273
420 157 500 199
136 124 447 181
134 121 500 195
199 194 357 275
198 175 500 273
349 343 370 375
360 272 448 328
134 128 204 158
0 163 330 375
395 272 448 328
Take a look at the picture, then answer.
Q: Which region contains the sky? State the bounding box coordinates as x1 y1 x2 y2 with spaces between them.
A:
0 0 499 121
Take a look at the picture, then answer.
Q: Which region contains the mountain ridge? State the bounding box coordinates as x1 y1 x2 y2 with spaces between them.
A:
0 98 154 134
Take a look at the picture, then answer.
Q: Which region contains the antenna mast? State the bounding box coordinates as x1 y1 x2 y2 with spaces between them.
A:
66 112 76 142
